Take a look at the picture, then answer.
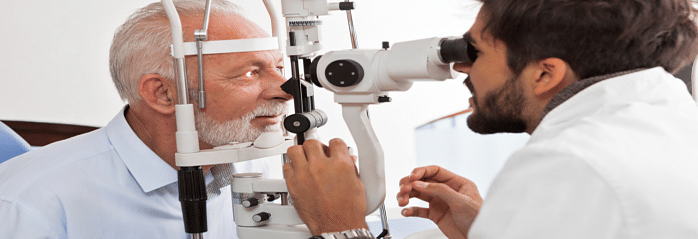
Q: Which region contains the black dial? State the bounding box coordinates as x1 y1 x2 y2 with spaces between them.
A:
325 59 364 87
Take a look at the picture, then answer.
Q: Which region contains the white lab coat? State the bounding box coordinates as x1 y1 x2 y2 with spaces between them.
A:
468 67 698 238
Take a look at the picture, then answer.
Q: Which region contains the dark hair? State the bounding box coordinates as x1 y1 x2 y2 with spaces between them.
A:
478 0 698 79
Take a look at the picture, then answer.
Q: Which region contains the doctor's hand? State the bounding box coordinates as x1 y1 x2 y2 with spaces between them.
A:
397 165 483 239
284 139 369 235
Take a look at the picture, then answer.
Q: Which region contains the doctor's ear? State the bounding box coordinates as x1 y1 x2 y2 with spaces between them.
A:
138 74 177 115
532 58 574 99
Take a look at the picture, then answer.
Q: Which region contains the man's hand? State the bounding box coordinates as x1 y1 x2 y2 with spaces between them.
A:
397 165 483 239
284 139 369 235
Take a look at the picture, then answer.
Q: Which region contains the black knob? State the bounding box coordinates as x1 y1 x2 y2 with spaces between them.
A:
325 60 364 87
242 198 259 208
382 41 390 49
284 110 328 134
308 56 323 88
178 166 208 234
339 2 354 10
267 193 279 202
253 212 271 222
378 96 392 103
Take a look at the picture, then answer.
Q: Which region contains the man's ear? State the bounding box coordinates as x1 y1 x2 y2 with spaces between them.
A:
532 58 572 99
138 74 176 115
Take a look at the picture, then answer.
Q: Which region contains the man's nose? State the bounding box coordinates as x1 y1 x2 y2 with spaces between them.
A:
263 71 293 102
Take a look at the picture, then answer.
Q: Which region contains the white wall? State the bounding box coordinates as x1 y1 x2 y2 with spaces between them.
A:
0 0 481 211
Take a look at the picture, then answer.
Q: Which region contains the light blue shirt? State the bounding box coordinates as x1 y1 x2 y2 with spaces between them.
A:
0 106 283 238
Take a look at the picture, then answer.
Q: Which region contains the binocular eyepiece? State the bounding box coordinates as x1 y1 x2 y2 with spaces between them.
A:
438 38 474 64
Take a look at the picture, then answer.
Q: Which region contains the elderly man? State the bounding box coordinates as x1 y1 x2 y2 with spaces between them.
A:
0 0 290 238
284 0 698 238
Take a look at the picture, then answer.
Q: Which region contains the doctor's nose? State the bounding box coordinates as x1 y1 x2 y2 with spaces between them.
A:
453 62 471 75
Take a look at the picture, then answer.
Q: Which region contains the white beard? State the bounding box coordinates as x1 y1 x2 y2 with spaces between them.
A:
194 102 288 147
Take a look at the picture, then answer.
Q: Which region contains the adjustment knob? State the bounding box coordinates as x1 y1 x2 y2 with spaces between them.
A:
267 193 279 202
325 60 364 87
283 110 328 134
242 198 259 208
253 212 271 223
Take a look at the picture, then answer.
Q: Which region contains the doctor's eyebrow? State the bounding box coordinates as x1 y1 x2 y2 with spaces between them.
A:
463 32 476 45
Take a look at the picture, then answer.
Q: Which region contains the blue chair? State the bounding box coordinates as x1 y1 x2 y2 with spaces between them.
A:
0 121 32 164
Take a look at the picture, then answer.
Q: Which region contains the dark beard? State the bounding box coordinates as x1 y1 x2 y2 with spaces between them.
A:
465 76 528 134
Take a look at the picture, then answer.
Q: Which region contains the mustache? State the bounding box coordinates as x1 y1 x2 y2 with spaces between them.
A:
464 76 475 96
242 102 288 120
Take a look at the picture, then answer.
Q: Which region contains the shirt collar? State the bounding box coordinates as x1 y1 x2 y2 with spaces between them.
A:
540 68 646 120
105 105 179 193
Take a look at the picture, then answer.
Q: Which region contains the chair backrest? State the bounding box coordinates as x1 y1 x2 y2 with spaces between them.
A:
0 121 32 164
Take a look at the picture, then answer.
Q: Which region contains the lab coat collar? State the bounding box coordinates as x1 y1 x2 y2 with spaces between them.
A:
538 67 692 130
105 105 178 193
541 68 645 119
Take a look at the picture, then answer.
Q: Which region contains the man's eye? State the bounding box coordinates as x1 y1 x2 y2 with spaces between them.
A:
276 66 284 73
467 41 479 62
244 71 257 78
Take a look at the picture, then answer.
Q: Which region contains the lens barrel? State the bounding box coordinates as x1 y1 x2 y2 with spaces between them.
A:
439 38 472 64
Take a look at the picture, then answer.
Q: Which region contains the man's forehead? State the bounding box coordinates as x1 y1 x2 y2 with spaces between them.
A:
182 14 269 41
464 9 496 44
463 21 495 46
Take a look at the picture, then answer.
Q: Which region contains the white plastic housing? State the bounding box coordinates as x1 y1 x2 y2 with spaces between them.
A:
343 105 386 214
175 133 294 167
174 104 200 154
315 37 454 95
281 0 331 56
385 37 452 82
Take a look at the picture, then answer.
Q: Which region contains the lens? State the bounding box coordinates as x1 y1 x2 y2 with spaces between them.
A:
439 38 473 64
466 41 478 62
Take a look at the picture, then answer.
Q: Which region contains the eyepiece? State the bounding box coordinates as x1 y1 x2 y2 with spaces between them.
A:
439 38 472 64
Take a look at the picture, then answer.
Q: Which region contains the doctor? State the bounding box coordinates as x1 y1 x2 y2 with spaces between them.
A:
283 0 698 238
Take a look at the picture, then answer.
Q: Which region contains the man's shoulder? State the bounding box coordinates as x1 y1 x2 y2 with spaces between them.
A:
0 128 117 196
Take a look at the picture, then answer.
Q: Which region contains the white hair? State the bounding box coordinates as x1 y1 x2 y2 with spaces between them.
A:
109 0 244 103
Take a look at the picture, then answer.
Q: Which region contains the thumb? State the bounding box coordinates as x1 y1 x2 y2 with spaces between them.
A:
412 181 466 206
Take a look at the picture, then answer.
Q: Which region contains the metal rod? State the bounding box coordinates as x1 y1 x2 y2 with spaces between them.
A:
344 0 359 49
378 204 392 238
174 58 190 105
290 56 303 113
196 41 206 108
189 233 204 239
194 0 212 109
281 154 291 205
290 56 306 144
201 0 213 35
281 193 290 205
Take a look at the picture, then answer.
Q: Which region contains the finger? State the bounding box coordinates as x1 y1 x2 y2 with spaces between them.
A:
327 138 350 160
399 175 413 188
413 165 459 183
397 184 434 207
396 183 413 206
286 145 308 169
401 206 430 219
350 155 359 176
301 139 328 163
409 167 428 181
282 162 294 178
411 181 466 206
